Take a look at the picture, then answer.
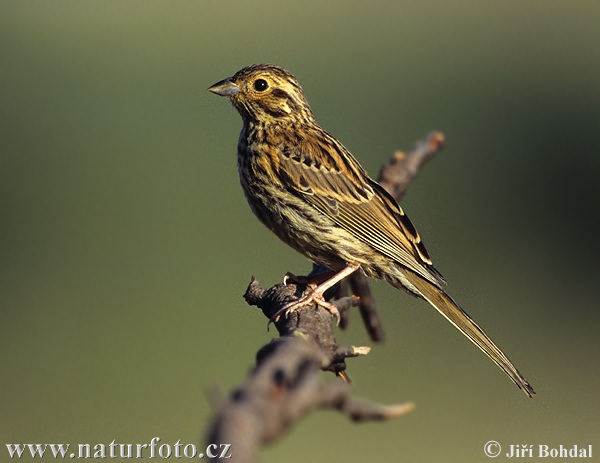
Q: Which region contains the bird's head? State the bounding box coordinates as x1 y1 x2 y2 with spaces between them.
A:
208 64 314 124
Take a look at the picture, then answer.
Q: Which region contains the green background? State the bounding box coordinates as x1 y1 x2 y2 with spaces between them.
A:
2 1 599 461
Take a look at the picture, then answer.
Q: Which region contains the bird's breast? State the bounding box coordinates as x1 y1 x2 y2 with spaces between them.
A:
235 124 376 271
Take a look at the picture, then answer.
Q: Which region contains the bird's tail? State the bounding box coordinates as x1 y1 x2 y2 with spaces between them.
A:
400 270 535 397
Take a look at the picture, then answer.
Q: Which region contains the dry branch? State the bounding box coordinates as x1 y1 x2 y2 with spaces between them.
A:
205 132 445 462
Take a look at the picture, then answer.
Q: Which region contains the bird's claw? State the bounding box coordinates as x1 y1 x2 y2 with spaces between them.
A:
283 272 321 287
267 291 341 330
282 272 298 286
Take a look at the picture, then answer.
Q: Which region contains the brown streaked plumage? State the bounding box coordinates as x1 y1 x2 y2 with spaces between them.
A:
208 64 535 397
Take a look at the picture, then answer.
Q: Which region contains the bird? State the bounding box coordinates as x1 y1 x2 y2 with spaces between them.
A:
208 64 535 397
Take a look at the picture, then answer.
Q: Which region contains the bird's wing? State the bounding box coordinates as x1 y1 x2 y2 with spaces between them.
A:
275 131 445 287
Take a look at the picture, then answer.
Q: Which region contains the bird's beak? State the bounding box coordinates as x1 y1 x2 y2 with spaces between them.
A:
208 78 239 97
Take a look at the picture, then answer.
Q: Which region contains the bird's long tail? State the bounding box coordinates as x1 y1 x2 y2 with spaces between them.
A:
401 270 535 397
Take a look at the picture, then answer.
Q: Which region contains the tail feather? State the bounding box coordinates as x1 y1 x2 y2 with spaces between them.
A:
402 271 536 397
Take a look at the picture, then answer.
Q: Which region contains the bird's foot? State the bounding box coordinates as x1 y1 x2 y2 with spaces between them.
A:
269 263 361 329
269 287 341 326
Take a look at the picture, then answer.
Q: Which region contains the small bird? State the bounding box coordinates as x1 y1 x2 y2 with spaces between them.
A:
208 64 535 397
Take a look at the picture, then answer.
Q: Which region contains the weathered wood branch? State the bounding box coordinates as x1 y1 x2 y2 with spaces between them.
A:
205 132 445 462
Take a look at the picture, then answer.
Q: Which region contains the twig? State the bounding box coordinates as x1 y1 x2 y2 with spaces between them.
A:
378 131 445 202
324 131 445 342
205 132 445 462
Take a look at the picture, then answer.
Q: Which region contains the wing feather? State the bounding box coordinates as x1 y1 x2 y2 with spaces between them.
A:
276 133 445 287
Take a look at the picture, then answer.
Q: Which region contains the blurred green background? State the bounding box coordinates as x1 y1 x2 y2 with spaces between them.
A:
1 1 599 461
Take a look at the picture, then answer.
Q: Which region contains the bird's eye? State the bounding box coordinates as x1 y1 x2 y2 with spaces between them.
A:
253 79 269 91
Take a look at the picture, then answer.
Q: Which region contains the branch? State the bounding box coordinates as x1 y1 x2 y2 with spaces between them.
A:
205 132 445 462
378 131 445 202
327 131 445 343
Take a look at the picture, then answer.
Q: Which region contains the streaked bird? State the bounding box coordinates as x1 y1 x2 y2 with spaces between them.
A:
209 64 535 397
